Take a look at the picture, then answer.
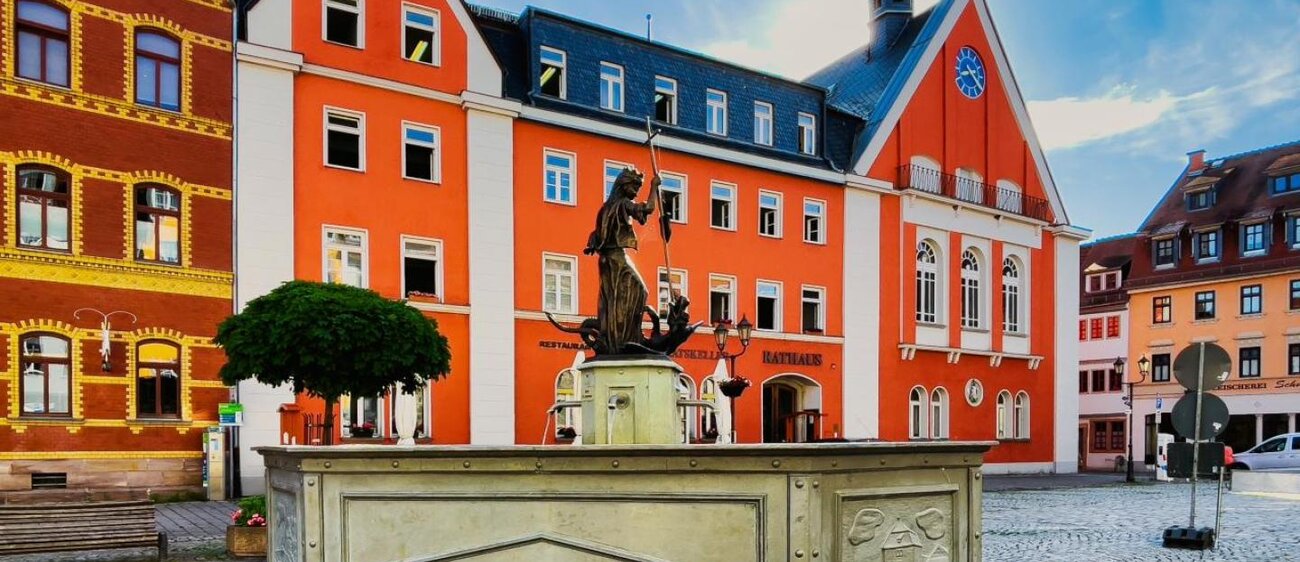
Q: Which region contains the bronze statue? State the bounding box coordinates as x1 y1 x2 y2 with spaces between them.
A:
546 167 699 356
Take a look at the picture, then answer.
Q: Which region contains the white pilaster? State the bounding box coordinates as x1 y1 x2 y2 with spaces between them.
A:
843 189 882 439
1052 230 1084 473
466 103 517 444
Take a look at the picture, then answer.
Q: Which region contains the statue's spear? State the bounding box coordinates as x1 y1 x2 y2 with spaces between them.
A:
644 118 677 305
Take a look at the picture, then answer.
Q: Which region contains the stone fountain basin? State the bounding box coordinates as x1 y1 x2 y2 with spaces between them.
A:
259 441 992 562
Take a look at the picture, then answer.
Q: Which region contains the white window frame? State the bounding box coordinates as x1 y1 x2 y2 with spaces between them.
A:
995 391 1011 439
322 0 364 48
654 75 678 125
909 386 928 439
916 240 940 324
543 148 576 205
1014 391 1030 439
400 235 443 299
706 89 728 136
322 225 368 288
603 159 632 201
542 253 578 314
758 189 782 238
930 387 948 439
960 249 983 330
708 273 737 324
803 197 826 244
801 285 825 333
400 3 440 66
797 112 816 155
401 121 441 183
659 171 687 224
1002 257 1022 334
599 62 624 112
657 268 688 317
755 280 783 332
539 46 567 99
955 168 984 205
710 181 737 231
1242 221 1268 256
323 106 365 171
753 101 774 146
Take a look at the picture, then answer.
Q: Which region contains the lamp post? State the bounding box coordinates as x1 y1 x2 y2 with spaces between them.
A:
713 316 753 444
1120 355 1151 483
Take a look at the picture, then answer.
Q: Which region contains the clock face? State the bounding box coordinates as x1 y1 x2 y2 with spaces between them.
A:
954 46 986 99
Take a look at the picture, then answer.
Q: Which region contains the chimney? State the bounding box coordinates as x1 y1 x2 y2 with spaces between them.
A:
870 0 913 53
1187 149 1206 173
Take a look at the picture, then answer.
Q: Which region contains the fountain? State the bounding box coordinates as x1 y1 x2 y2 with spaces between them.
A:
258 164 991 562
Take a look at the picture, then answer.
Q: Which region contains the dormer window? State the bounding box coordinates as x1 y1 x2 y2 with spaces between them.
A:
654 76 677 124
1192 229 1219 263
1084 271 1121 293
1186 189 1214 211
1272 173 1300 194
539 47 566 99
1153 238 1176 268
1241 222 1269 256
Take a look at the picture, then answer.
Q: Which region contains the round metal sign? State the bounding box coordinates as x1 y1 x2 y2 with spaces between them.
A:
1173 343 1232 392
1171 392 1229 439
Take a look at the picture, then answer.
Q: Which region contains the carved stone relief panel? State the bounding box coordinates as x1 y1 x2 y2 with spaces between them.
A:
839 490 954 562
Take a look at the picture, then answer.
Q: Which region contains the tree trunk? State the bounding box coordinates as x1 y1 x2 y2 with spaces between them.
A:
323 396 336 446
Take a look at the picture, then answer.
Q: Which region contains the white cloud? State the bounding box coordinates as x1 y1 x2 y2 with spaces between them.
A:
1026 86 1198 151
689 0 940 80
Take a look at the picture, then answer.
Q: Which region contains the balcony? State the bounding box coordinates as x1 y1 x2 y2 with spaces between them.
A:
898 165 1053 222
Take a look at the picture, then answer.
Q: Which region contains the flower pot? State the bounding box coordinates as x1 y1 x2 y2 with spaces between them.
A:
226 524 267 557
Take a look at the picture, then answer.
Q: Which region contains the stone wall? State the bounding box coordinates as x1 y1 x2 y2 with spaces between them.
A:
0 457 201 504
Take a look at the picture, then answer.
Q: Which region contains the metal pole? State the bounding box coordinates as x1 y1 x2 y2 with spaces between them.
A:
728 354 738 444
1190 342 1206 528
1126 381 1135 483
1214 463 1225 547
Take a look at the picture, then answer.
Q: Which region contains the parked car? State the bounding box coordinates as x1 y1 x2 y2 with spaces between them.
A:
1230 432 1300 470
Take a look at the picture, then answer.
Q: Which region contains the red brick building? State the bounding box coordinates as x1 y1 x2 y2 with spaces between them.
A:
0 0 232 501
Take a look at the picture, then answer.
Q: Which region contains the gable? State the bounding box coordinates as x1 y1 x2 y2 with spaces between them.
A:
853 0 1067 225
411 533 672 562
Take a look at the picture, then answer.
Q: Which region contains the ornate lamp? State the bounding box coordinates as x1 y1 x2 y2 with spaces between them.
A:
714 315 754 443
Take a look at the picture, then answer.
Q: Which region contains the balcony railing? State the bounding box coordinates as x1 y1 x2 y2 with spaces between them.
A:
898 165 1053 222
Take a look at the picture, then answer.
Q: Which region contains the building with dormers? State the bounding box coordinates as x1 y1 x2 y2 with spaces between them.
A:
0 0 233 500
1076 234 1134 471
232 0 1084 493
1126 141 1300 465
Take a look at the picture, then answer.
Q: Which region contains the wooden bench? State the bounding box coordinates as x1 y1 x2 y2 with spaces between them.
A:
0 500 168 560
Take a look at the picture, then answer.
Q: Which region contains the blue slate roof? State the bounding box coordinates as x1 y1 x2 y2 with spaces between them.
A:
805 0 953 167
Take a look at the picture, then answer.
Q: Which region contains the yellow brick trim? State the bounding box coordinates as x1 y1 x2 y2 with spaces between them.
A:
184 0 233 13
0 79 231 139
82 375 130 385
187 379 228 389
0 451 203 460
0 248 232 298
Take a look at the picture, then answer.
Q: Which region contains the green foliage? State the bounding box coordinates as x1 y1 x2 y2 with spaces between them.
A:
215 281 452 402
231 495 267 527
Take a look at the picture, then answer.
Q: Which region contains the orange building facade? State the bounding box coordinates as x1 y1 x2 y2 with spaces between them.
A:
234 0 1083 493
0 0 233 501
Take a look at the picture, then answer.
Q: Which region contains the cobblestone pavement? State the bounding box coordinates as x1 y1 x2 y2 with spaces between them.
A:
985 482 1300 561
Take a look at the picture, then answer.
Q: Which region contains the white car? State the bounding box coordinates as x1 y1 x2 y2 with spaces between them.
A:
1231 432 1300 470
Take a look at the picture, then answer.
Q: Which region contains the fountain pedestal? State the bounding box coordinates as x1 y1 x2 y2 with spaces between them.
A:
579 356 685 445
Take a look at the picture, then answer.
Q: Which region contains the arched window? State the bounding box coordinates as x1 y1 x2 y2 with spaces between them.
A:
995 391 1011 439
16 165 71 251
909 386 928 439
929 387 948 439
136 340 181 418
1014 391 1030 439
135 31 181 111
915 240 939 323
16 0 70 86
135 185 181 264
1002 257 1022 333
955 168 984 204
20 333 71 416
961 249 982 329
676 374 696 443
996 179 1023 213
554 368 578 440
909 155 941 194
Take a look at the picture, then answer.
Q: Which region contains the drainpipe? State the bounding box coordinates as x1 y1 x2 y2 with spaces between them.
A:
227 0 242 499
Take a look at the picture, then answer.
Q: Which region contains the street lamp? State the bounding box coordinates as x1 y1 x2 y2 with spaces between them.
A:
73 308 137 372
1120 355 1151 483
714 316 753 444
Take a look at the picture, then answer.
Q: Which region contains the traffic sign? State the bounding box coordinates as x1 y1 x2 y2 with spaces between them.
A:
1174 343 1231 392
1171 392 1228 439
1156 397 1163 411
218 402 244 427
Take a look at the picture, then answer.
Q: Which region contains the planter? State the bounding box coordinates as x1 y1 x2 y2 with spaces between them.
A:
226 525 267 557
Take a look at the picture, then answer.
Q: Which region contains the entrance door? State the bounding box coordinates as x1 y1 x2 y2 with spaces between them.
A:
763 384 798 443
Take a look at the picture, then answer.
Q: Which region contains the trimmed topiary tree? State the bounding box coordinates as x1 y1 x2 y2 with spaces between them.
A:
216 280 451 444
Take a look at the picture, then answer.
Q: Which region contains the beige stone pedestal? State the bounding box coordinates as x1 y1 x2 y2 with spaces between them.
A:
579 356 684 445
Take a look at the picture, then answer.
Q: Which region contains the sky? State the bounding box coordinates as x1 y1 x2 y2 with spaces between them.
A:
472 0 1300 238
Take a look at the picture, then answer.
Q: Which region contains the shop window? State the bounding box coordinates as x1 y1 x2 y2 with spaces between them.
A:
599 62 623 112
134 31 180 111
16 166 71 251
134 185 181 264
20 333 71 416
15 0 70 86
654 76 677 124
136 341 180 418
402 4 438 65
756 281 781 331
401 237 440 299
402 123 439 182
323 0 362 47
539 47 565 98
323 227 366 287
